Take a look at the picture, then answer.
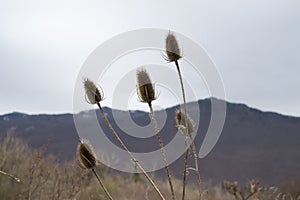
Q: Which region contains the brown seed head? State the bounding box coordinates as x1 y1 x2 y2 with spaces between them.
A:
165 33 181 62
136 68 156 105
175 109 195 136
83 78 103 104
77 139 97 169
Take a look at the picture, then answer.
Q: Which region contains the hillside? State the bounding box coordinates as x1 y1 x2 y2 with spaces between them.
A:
1 98 300 185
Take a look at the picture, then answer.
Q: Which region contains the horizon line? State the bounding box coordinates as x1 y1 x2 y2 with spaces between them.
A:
1 98 300 118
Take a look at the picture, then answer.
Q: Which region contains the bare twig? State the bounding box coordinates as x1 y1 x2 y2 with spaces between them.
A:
97 103 166 200
149 104 176 200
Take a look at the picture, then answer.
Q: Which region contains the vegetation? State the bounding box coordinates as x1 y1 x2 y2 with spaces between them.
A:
1 32 299 200
0 132 299 199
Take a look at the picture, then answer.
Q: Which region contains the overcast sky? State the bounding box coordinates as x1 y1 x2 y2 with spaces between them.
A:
0 0 299 116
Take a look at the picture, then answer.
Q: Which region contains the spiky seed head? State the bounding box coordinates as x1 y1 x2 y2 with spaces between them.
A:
165 32 181 62
83 78 103 104
175 109 195 136
77 139 97 169
136 68 156 105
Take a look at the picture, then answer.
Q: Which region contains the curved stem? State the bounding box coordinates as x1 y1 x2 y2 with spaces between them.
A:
175 60 187 115
92 168 114 200
175 60 202 200
97 103 166 200
149 104 176 200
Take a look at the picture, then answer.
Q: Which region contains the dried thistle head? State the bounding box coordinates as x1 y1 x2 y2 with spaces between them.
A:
77 139 97 169
136 68 156 105
83 78 103 104
175 109 195 136
165 32 181 62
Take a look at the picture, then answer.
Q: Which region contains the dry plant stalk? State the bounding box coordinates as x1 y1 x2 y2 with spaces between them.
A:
77 139 114 200
0 132 84 199
26 143 51 200
175 110 196 199
222 179 269 200
175 110 195 137
0 170 21 183
83 79 166 200
137 68 176 200
165 32 202 200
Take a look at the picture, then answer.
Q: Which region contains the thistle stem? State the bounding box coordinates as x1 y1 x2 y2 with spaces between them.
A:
182 139 189 200
92 168 114 200
149 104 176 200
97 103 166 200
175 60 202 200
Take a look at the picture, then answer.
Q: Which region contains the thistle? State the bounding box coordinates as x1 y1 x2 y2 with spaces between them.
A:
137 68 176 200
77 139 97 169
83 79 166 200
137 68 156 106
175 109 195 137
165 32 202 200
77 139 114 200
165 32 182 63
83 78 103 104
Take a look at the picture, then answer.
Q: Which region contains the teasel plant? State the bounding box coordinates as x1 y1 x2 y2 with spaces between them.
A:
83 78 166 200
77 139 114 200
136 68 176 200
175 110 196 199
165 32 202 200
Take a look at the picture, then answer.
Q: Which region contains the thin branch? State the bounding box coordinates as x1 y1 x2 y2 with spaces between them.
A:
97 103 166 200
175 60 202 200
92 168 114 200
149 104 176 200
182 138 189 200
0 170 21 183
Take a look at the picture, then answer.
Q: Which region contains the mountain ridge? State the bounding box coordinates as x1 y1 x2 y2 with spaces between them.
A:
1 98 299 186
2 98 299 118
